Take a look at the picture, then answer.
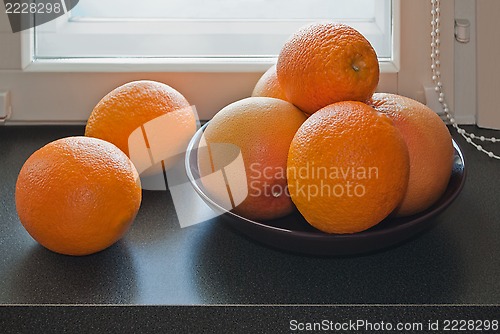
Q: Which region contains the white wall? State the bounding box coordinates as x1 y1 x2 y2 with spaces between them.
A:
476 0 500 129
0 4 21 69
398 0 456 118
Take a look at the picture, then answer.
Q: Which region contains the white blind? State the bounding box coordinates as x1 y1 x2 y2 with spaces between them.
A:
34 0 393 60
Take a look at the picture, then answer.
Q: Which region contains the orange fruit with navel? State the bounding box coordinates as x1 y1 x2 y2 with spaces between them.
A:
277 22 379 114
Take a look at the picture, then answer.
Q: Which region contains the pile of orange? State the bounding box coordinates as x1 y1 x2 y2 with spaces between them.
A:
249 22 454 234
15 22 455 258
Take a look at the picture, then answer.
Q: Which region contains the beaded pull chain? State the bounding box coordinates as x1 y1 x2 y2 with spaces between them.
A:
431 0 499 159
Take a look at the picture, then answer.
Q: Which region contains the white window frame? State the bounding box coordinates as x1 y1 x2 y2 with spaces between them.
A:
22 0 399 73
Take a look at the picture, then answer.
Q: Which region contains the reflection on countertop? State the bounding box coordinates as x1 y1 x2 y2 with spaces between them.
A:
0 125 499 305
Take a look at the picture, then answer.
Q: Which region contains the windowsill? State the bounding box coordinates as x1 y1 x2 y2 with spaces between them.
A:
21 57 399 73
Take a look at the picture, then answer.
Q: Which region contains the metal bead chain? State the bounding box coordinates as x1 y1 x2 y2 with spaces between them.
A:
431 0 500 159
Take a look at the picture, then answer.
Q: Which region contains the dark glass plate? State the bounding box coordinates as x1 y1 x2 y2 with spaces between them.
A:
185 124 466 256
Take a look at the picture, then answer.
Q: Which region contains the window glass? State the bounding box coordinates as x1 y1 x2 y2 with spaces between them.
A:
34 0 393 60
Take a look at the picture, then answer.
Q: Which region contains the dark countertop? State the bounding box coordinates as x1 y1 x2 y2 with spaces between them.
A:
0 125 499 305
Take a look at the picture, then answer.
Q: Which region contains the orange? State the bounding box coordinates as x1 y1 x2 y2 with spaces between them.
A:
369 93 454 216
277 22 380 114
251 65 288 101
287 101 409 234
198 97 307 221
15 137 142 256
85 80 193 157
